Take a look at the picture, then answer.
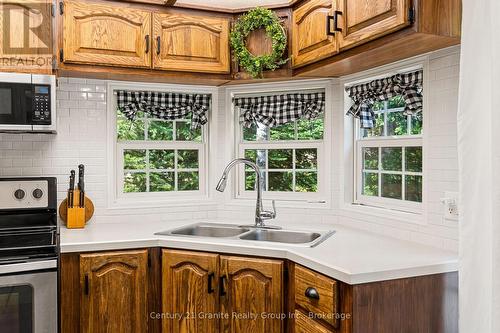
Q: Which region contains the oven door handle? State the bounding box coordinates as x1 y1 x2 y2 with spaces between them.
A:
0 260 57 275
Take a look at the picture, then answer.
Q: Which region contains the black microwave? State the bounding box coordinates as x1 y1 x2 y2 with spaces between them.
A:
0 73 56 133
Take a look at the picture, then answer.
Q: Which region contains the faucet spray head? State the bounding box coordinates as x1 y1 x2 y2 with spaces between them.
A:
216 174 227 192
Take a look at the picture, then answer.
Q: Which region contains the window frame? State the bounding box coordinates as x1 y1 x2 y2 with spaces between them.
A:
226 80 333 206
347 66 426 215
107 81 217 209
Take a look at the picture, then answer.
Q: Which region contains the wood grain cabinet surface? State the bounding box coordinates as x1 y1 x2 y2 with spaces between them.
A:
79 249 149 333
62 0 152 68
291 0 338 68
162 249 220 333
153 13 230 73
336 0 411 50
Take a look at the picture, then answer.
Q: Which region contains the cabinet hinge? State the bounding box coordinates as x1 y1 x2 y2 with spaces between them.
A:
409 6 415 23
59 1 64 15
84 274 89 295
147 252 151 268
51 56 56 70
59 49 64 62
51 3 56 17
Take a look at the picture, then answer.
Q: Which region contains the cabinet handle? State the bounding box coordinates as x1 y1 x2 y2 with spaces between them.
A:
145 35 150 54
156 36 161 55
220 276 227 296
305 287 320 300
208 272 215 294
84 274 89 295
326 15 335 36
334 11 343 33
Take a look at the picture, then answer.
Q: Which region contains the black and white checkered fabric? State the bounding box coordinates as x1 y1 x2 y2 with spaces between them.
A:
116 90 211 129
345 70 423 129
234 92 325 128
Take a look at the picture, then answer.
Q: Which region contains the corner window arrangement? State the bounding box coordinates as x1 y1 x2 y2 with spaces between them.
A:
115 90 209 196
234 91 326 199
346 70 424 212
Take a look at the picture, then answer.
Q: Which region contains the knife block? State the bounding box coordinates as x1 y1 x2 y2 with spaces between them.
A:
66 189 86 229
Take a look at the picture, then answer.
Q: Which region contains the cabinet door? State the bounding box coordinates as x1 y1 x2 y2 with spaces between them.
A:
295 310 334 333
162 249 220 333
292 0 338 68
153 13 230 73
337 0 411 50
80 249 148 333
220 256 283 333
63 1 152 68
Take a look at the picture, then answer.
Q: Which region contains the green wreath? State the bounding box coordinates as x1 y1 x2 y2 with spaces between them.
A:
230 7 289 78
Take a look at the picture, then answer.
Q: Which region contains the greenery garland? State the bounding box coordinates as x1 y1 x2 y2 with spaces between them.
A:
230 7 289 78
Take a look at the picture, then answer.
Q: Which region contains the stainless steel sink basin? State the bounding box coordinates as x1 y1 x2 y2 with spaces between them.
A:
155 223 250 238
239 229 333 246
155 222 335 247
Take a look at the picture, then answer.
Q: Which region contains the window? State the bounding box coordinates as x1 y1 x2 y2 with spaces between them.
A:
355 95 423 212
235 94 326 200
116 109 206 197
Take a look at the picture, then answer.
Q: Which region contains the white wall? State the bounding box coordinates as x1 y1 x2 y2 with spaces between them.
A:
0 47 459 251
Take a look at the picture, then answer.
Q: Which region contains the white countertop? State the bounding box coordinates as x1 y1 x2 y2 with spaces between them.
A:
60 219 458 285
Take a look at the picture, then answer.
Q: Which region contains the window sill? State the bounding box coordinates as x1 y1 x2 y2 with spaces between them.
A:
226 196 331 210
108 196 217 211
339 202 425 225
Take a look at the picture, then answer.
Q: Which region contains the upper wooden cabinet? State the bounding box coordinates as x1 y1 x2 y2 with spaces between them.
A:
162 249 220 333
62 1 152 68
292 0 338 68
153 13 230 73
79 249 149 333
336 0 411 50
220 256 284 333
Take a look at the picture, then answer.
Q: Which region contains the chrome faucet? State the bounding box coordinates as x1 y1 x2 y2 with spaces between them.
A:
216 158 280 229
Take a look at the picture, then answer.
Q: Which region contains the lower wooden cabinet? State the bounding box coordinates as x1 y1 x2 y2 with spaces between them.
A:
295 310 334 333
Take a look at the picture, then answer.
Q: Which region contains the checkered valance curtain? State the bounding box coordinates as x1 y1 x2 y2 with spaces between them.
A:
345 70 423 129
234 92 325 128
116 90 211 129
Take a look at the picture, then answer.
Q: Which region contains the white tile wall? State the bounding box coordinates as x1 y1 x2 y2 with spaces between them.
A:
0 77 217 223
0 47 460 251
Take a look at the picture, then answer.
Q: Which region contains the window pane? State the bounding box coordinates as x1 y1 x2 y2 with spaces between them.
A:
150 172 174 192
295 149 317 169
178 172 199 191
268 172 293 191
243 125 257 141
386 111 408 136
297 118 324 140
361 112 384 138
176 121 202 142
124 172 146 193
177 150 198 169
411 113 423 135
387 95 406 108
124 150 146 169
381 147 402 171
381 174 402 199
363 147 379 170
405 147 422 172
362 172 378 196
268 149 292 169
245 149 266 169
245 171 257 191
270 122 295 141
117 113 145 141
149 150 174 169
295 172 317 192
148 121 173 141
405 175 422 202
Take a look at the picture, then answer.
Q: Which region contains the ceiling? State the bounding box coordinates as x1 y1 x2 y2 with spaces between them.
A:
176 0 294 11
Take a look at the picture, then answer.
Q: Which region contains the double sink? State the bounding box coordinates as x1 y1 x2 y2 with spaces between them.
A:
155 223 335 248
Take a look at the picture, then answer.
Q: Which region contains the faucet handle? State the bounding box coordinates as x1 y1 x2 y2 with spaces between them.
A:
260 200 277 220
271 200 276 218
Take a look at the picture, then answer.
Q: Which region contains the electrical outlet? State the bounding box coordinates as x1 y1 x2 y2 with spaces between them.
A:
440 191 459 221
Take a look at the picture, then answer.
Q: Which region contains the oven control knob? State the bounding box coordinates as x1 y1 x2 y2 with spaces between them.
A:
33 188 44 199
14 189 25 200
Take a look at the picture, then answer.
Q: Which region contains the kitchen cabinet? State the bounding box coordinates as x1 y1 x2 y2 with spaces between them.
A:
162 249 220 333
295 310 335 333
291 0 338 68
153 13 230 73
336 0 411 50
220 256 283 333
79 249 149 333
62 0 152 68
